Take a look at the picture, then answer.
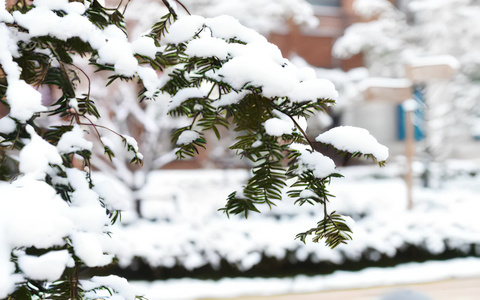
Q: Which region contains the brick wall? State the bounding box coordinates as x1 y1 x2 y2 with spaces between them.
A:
268 0 364 70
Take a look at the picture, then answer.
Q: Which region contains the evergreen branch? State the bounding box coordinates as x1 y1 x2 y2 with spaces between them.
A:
296 211 352 248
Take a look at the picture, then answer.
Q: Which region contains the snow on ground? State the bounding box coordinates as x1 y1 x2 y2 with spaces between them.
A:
106 162 480 272
131 257 480 299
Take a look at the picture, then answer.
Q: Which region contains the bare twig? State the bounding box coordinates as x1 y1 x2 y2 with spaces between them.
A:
122 0 131 15
174 0 191 15
161 0 178 19
289 115 316 151
70 63 91 101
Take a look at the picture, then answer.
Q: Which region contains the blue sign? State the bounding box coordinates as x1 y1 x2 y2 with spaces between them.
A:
397 86 425 141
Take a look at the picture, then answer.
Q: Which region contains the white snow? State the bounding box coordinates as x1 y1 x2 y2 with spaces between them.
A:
82 275 141 300
0 177 74 249
0 231 19 299
56 13 96 41
71 232 113 268
169 86 210 110
33 0 86 15
0 0 13 23
13 7 62 37
103 162 480 276
97 38 138 77
0 116 16 134
316 126 389 162
211 90 248 108
56 125 93 154
137 66 161 98
402 98 419 112
102 24 128 40
92 173 133 211
18 250 71 282
6 81 45 122
19 126 63 178
12 3 93 42
264 111 308 137
123 135 143 159
162 15 206 45
68 204 110 232
185 36 230 60
287 78 338 102
299 189 317 199
68 98 79 111
291 144 337 179
343 215 356 233
131 36 158 59
173 17 339 103
177 130 200 145
251 140 263 148
408 55 460 69
131 257 480 299
264 117 294 136
0 24 18 79
205 15 267 44
85 163 480 299
215 55 297 98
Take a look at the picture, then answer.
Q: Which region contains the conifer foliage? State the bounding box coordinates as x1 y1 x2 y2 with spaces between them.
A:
0 0 387 298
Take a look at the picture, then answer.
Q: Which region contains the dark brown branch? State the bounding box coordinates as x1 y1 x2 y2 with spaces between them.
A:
122 0 131 15
70 63 91 101
161 0 178 19
289 115 316 151
174 0 191 15
70 264 79 300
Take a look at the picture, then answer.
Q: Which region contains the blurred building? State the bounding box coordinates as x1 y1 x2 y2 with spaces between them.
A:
268 0 476 161
269 0 363 70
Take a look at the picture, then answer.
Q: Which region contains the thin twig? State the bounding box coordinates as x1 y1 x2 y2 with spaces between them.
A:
70 63 91 101
10 126 21 150
206 83 216 99
161 0 178 19
323 200 328 234
174 0 191 15
289 115 316 151
122 0 131 15
79 115 125 140
270 102 316 151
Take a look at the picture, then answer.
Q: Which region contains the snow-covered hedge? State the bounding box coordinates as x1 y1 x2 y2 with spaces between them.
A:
106 165 480 274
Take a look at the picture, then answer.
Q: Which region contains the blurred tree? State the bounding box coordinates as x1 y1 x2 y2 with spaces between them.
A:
334 0 480 183
125 0 318 37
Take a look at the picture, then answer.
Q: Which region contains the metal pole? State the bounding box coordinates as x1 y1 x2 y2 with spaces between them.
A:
405 110 414 210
